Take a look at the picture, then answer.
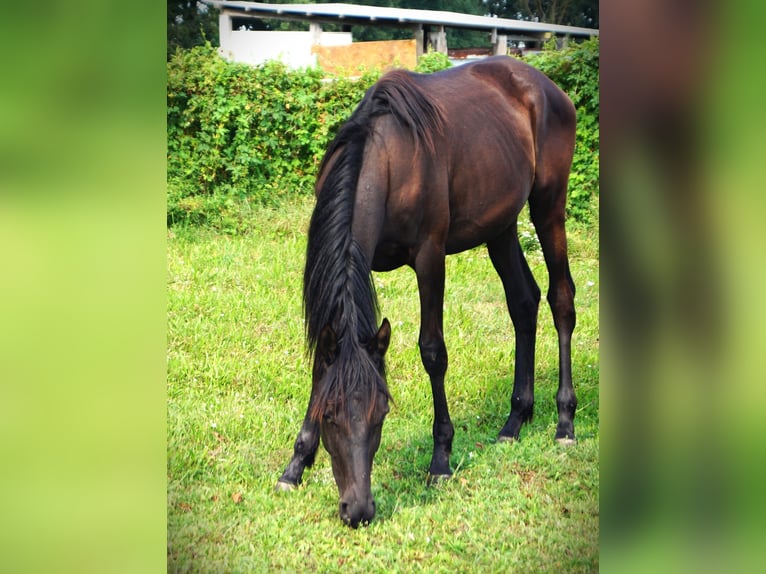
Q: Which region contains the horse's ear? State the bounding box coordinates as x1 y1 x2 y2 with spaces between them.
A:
367 318 391 357
318 324 338 364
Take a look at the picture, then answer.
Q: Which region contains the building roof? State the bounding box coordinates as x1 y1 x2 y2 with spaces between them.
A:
202 1 599 39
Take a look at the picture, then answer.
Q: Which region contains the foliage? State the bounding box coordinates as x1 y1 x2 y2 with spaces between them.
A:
167 45 378 232
525 37 600 222
486 0 598 29
167 39 599 231
167 0 219 60
415 49 453 73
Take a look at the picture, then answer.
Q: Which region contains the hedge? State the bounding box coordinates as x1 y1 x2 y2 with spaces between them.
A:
167 40 598 232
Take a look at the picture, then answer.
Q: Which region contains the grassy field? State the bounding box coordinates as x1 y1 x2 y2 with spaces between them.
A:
167 197 599 572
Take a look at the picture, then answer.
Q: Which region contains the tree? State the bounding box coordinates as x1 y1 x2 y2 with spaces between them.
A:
168 1 219 60
485 0 598 29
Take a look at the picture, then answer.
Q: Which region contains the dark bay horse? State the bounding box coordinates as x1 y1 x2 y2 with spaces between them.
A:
276 56 578 528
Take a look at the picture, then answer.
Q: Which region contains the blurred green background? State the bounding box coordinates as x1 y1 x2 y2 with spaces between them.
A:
0 2 166 572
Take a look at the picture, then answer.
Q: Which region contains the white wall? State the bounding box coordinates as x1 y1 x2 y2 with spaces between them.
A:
218 12 351 68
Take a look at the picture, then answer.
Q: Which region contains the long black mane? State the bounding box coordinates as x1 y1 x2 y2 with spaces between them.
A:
303 70 444 421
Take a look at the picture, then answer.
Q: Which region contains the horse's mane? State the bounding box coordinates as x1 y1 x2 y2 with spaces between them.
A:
316 70 445 180
304 70 444 423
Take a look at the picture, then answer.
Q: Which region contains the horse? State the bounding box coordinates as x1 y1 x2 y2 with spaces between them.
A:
276 55 578 528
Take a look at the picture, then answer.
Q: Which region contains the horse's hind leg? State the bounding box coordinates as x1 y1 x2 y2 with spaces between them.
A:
529 182 577 444
488 227 541 441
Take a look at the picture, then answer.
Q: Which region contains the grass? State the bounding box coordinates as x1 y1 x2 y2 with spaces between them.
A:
167 197 599 572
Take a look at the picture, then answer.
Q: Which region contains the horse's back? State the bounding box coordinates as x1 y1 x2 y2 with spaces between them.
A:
361 56 576 263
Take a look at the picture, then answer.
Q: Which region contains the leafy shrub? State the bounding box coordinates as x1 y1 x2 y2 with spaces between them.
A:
167 40 598 231
415 49 452 73
167 45 378 231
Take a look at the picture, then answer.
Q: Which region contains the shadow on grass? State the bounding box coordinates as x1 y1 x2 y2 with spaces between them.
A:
268 364 597 527
367 367 587 524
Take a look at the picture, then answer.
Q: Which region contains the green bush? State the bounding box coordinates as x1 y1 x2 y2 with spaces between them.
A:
167 45 378 231
415 49 452 73
167 40 599 231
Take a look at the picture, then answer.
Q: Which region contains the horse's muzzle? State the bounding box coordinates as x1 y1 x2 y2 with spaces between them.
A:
339 493 376 528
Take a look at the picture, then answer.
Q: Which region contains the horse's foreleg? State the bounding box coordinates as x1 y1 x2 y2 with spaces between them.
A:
488 229 541 441
276 410 320 491
415 242 453 482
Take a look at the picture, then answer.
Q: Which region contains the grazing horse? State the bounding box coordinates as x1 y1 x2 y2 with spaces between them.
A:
276 56 578 528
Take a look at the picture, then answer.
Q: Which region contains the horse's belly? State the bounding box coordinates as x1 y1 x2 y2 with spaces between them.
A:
444 171 532 254
445 210 518 254
371 242 412 271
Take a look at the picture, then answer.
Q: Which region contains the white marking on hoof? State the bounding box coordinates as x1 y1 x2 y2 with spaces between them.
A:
275 480 297 492
555 437 577 446
427 473 452 486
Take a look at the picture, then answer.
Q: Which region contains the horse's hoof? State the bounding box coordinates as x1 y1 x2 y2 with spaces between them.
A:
555 436 577 446
275 480 297 492
427 473 452 486
497 434 517 444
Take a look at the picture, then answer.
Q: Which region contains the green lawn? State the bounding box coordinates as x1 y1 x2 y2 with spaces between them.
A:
167 197 599 572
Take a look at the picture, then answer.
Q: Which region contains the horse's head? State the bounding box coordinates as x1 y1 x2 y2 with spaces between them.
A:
311 319 391 528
